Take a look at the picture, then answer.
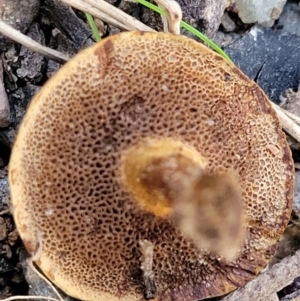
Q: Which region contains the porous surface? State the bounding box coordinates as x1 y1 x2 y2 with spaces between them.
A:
9 32 294 301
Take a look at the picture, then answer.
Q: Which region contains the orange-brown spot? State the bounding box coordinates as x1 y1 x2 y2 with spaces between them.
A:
103 39 114 56
94 39 114 79
266 144 280 156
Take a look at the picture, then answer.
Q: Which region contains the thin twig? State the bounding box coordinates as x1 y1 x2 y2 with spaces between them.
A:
153 0 182 34
222 249 300 301
272 104 300 142
0 20 69 64
273 103 300 126
2 296 60 301
60 0 154 32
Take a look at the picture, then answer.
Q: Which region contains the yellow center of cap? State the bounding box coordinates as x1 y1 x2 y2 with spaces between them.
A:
120 138 208 216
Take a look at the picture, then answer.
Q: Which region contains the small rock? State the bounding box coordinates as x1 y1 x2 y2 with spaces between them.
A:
11 268 25 284
9 85 40 128
0 128 15 148
271 224 300 266
225 26 300 103
47 29 78 78
0 276 8 287
233 0 287 26
0 244 12 259
0 176 10 213
177 0 227 37
0 217 7 241
213 31 240 48
294 171 300 217
0 59 10 128
4 216 13 234
0 285 13 299
0 257 14 274
2 46 19 92
7 229 18 246
44 0 92 48
16 22 46 83
280 84 300 116
221 11 236 32
0 0 40 50
277 2 300 36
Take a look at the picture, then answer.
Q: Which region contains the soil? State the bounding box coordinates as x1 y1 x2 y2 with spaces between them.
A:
1 0 300 300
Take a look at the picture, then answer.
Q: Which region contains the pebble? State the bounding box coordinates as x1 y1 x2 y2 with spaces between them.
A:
177 0 227 37
294 171 300 217
0 0 40 50
221 11 237 32
233 0 287 26
0 217 7 241
225 26 300 104
0 60 10 128
0 257 14 274
277 2 300 36
16 23 46 83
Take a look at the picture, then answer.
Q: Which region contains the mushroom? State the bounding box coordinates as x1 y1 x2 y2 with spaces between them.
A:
9 31 294 301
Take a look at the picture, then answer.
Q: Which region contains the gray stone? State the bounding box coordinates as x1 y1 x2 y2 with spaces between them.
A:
225 26 300 104
0 258 14 274
0 176 10 213
8 85 40 129
16 23 46 83
277 2 300 36
176 0 227 38
213 31 240 48
294 171 300 217
0 0 40 50
221 12 236 32
47 29 78 79
0 217 7 241
44 0 92 48
233 0 287 26
0 60 10 128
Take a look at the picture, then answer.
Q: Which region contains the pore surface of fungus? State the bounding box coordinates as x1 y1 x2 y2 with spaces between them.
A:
9 31 294 301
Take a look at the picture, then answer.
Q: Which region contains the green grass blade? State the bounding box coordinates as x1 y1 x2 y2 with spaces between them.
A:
86 13 101 42
180 21 233 64
134 0 233 64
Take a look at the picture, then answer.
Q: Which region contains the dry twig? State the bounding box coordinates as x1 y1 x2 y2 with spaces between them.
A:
222 249 300 301
154 0 182 34
60 0 154 31
272 105 300 142
0 19 69 63
273 103 300 126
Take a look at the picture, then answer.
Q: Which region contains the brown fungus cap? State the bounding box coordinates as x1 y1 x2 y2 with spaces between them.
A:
9 31 294 301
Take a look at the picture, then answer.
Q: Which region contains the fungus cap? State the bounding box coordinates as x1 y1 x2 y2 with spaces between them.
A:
9 31 294 301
